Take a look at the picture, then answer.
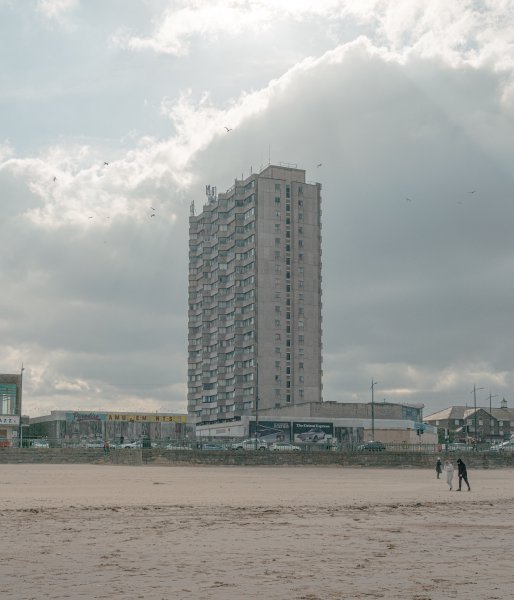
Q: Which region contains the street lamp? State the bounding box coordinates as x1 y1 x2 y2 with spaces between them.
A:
254 362 259 450
371 379 378 440
487 392 498 446
471 385 484 450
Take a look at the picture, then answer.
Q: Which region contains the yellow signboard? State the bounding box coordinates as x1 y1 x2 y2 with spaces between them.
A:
106 414 186 423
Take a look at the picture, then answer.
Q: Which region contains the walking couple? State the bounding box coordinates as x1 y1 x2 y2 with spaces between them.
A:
436 457 471 491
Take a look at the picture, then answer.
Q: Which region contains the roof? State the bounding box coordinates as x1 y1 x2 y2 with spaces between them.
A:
425 405 514 422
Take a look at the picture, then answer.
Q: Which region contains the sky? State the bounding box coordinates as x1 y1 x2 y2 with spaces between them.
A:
1 0 514 418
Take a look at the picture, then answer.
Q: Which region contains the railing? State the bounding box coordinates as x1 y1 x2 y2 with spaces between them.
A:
2 437 511 453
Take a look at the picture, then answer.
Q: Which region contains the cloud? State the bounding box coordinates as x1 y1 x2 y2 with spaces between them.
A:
2 1 514 416
36 0 77 20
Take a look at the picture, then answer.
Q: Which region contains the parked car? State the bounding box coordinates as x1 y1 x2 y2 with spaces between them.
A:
200 442 226 450
447 443 472 452
85 440 105 449
269 442 301 452
498 441 514 452
357 441 386 452
165 444 192 451
122 440 143 449
231 438 268 451
31 439 50 448
297 427 327 442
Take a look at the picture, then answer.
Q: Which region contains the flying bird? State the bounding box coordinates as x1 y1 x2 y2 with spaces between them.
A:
224 126 232 132
150 206 156 211
53 176 57 182
88 216 93 219
150 213 156 218
104 162 109 166
316 163 322 167
406 197 413 202
468 190 476 194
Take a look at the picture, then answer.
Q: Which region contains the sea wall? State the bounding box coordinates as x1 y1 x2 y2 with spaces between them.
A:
0 448 513 468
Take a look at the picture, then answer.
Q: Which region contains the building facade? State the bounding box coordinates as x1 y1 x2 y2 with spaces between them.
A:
28 410 189 446
0 373 23 446
425 399 514 444
188 165 323 425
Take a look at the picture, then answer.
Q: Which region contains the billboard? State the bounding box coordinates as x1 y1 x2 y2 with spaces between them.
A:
293 422 334 444
249 420 291 443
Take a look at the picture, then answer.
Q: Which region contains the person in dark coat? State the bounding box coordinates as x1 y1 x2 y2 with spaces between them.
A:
435 457 443 479
457 458 471 491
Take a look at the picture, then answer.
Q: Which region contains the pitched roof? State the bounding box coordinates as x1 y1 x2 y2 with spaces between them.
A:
426 405 514 422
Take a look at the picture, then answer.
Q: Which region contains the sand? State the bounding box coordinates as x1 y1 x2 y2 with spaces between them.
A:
0 464 512 600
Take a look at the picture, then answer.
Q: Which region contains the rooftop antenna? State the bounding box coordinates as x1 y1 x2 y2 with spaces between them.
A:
205 184 217 203
190 200 195 216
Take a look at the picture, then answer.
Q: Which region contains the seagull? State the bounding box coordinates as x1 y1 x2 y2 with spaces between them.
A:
104 162 109 166
468 190 476 194
316 163 322 167
406 197 413 202
224 126 232 132
88 216 93 219
53 176 57 182
150 206 156 211
150 213 156 218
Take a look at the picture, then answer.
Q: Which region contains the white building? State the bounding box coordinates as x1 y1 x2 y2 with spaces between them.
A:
188 164 323 426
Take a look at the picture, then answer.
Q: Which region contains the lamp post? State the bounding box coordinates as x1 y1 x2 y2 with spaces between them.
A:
488 392 498 446
254 362 259 451
471 385 484 450
371 379 378 441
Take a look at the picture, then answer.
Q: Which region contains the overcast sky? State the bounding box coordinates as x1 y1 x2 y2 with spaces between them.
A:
1 0 514 417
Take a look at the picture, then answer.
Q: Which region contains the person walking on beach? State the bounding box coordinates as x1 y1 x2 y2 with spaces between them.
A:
435 457 443 479
444 459 454 491
457 458 471 491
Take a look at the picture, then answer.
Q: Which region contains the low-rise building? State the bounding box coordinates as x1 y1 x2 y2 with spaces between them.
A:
425 398 514 443
28 410 191 446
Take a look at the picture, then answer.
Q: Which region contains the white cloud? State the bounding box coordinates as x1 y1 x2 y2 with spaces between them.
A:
36 0 77 20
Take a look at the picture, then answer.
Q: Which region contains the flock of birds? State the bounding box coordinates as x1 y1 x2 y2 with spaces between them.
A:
49 126 476 228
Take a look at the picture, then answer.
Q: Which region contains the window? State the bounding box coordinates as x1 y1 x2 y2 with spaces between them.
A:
275 347 281 355
286 367 291 374
299 375 304 383
275 183 281 192
275 361 281 368
286 394 291 402
299 389 304 398
274 319 280 327
286 204 291 212
298 320 304 328
286 186 290 198
275 333 281 341
275 237 280 246
298 239 303 248
275 211 281 218
298 226 303 234
286 353 291 360
275 292 281 300
274 224 281 233
298 335 304 343
298 213 303 221
299 253 304 262
275 305 281 313
286 339 291 347
275 197 281 204
299 362 304 369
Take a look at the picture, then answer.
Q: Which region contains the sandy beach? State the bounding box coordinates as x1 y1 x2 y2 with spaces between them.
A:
0 464 512 600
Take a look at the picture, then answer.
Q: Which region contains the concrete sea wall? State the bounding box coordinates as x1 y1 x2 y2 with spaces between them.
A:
0 448 513 468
